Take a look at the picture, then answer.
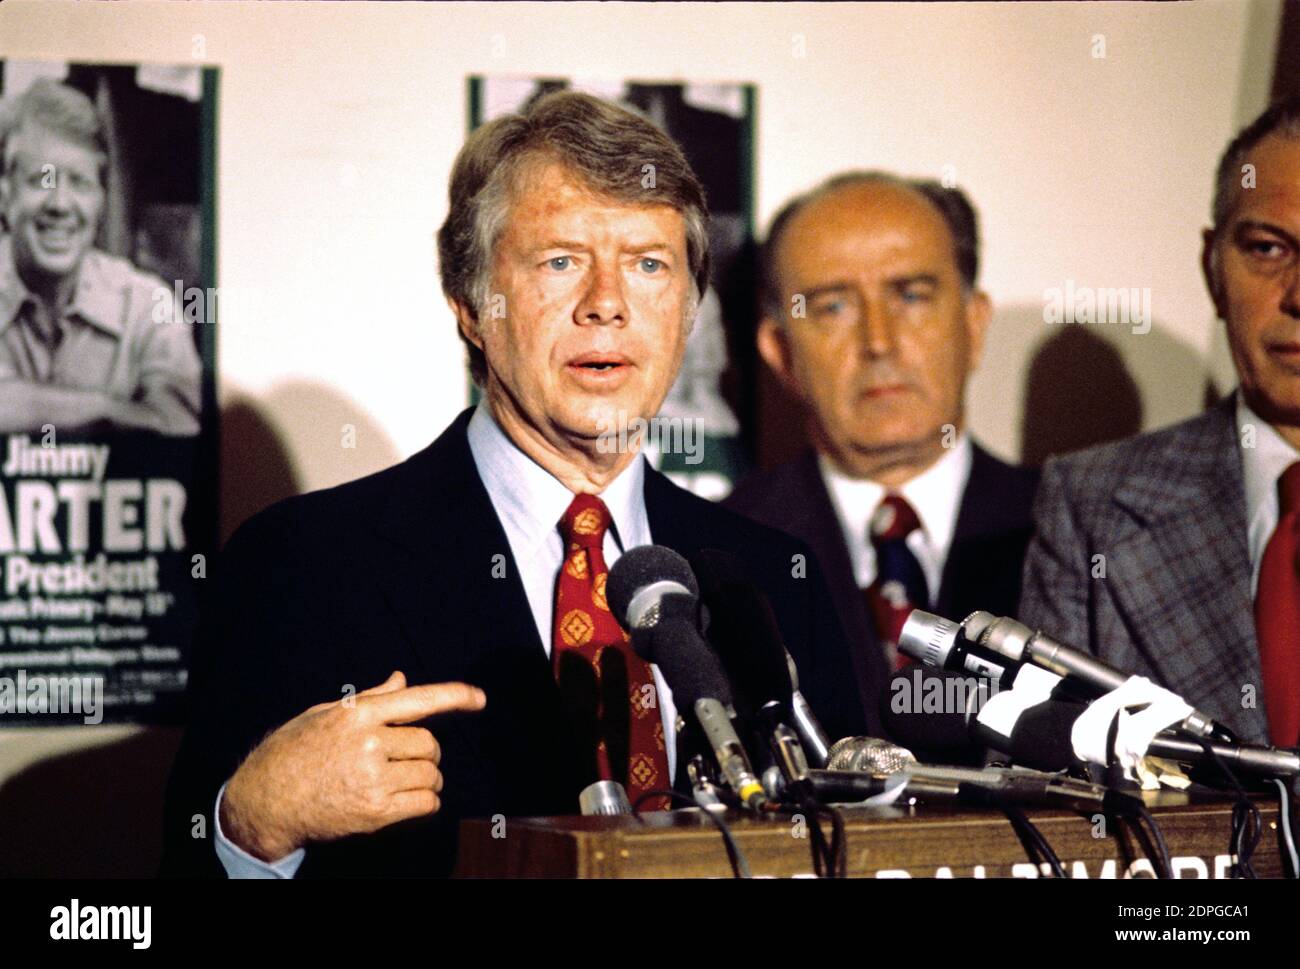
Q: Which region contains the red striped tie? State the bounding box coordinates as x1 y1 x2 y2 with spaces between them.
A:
864 494 928 671
553 494 671 810
1255 461 1300 746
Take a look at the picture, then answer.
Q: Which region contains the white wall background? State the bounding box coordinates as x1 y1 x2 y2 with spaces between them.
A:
0 0 1282 872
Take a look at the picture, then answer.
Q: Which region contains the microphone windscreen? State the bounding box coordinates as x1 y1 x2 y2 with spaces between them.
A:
1006 698 1089 772
879 666 984 761
607 545 699 627
634 596 734 709
689 549 794 714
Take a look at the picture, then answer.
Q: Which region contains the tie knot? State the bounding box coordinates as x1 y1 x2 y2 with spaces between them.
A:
870 494 922 543
1280 461 1300 516
559 493 611 550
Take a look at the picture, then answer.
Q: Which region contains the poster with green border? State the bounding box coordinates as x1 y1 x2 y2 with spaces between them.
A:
0 60 219 725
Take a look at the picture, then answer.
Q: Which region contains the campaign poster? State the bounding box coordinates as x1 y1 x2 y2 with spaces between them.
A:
0 60 219 725
469 77 757 500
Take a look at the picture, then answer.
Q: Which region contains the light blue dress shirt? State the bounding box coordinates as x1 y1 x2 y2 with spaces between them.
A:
214 400 678 877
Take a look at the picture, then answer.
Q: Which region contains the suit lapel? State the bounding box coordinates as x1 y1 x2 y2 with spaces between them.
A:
1103 400 1265 741
787 457 889 714
370 410 547 681
937 443 1037 621
366 410 583 807
710 455 887 725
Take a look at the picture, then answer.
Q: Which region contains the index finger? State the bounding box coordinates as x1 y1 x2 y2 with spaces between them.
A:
362 682 486 725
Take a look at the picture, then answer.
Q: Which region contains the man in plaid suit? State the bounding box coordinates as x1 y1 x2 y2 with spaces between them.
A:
1020 98 1300 747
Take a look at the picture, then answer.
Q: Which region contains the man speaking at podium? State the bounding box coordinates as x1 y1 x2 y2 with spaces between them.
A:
161 92 866 877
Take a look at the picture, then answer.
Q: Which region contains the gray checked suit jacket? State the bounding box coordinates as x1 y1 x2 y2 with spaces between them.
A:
1019 395 1270 745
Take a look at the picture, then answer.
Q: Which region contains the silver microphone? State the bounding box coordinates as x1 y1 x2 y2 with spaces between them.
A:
963 612 1234 743
784 649 831 767
826 736 917 774
695 697 767 810
579 780 632 816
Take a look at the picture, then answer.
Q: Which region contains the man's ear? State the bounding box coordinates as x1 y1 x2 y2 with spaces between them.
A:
963 289 993 371
450 298 484 351
1201 227 1226 320
756 315 802 398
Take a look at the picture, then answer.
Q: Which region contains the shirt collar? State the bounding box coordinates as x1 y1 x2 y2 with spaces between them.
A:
66 249 124 336
1236 389 1300 531
0 235 123 337
466 399 647 559
818 432 974 556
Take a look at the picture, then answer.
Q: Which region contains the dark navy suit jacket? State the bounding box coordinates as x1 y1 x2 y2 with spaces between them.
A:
726 443 1040 731
161 409 867 877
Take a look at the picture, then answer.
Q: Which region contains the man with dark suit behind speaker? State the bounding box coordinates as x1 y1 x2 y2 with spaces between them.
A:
161 92 866 878
727 172 1039 729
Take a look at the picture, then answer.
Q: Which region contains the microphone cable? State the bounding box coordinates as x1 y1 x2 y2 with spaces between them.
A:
765 785 845 877
1196 740 1261 878
1001 803 1067 878
632 788 753 878
803 800 847 879
1109 797 1172 879
957 785 1067 877
1269 777 1299 878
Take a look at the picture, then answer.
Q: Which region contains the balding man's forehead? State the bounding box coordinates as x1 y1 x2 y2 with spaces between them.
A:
776 179 958 267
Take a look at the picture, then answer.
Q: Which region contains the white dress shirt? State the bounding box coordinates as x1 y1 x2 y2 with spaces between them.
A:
215 400 677 877
817 434 974 603
1236 391 1300 598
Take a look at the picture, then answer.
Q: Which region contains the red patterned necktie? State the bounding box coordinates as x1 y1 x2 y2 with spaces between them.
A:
864 494 930 671
553 494 671 811
1255 461 1300 747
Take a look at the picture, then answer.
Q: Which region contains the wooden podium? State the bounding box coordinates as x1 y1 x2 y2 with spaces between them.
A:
456 793 1283 878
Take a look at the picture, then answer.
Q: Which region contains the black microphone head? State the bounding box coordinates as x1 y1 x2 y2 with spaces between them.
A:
879 666 992 765
688 549 794 716
629 593 733 710
607 545 699 631
1006 698 1089 772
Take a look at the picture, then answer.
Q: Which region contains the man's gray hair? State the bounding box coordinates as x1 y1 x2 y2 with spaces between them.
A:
437 90 711 386
0 79 106 178
1212 96 1300 228
759 170 981 319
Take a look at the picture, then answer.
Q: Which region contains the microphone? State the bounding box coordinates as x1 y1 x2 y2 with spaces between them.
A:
686 754 727 811
960 611 1238 744
689 549 927 780
784 649 832 769
879 665 1003 762
901 610 1238 744
694 697 767 808
1009 694 1300 780
606 544 700 632
826 736 917 774
805 764 1113 812
881 665 1300 782
579 780 632 816
687 548 832 766
607 546 767 809
896 610 1018 685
